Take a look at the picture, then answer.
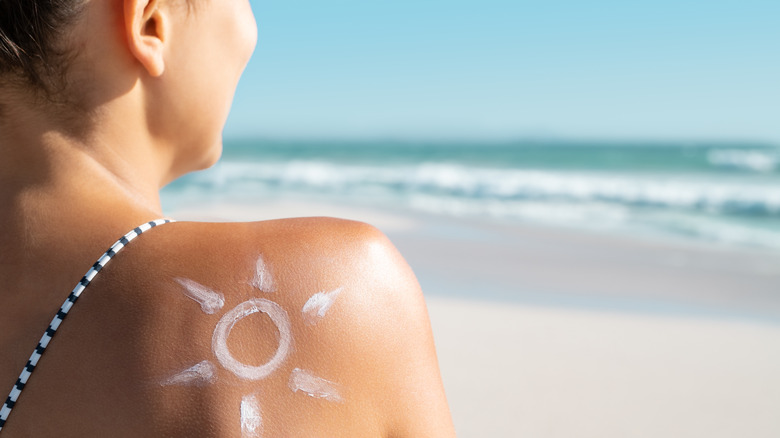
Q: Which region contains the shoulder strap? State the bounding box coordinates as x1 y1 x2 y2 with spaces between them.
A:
0 219 174 432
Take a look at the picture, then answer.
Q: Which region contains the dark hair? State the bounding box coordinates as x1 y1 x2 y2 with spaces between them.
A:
0 0 84 92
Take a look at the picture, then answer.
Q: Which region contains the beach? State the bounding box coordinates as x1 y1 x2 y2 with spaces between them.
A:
431 297 780 438
168 198 780 438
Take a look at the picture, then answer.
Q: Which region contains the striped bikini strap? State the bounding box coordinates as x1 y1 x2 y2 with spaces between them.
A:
0 219 174 433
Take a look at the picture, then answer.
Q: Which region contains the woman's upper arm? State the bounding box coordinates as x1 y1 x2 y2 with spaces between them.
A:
330 222 456 437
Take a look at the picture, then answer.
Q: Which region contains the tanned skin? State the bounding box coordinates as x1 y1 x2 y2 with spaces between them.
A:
0 0 456 436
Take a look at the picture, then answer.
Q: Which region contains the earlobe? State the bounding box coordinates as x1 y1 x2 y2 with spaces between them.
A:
124 0 166 77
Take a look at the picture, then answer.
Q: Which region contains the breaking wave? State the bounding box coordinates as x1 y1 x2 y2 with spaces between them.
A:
708 149 779 173
185 160 780 218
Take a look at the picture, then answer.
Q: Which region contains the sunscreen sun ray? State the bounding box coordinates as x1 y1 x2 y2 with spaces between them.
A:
302 287 343 325
250 255 276 293
289 368 343 403
241 393 263 438
161 360 217 387
175 278 225 314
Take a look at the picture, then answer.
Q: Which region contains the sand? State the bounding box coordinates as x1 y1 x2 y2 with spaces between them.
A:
168 199 780 437
430 297 780 437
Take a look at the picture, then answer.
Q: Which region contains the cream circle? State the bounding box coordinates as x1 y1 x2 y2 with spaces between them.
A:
212 298 292 381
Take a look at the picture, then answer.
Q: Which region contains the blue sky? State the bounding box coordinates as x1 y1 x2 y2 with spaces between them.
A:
225 0 779 142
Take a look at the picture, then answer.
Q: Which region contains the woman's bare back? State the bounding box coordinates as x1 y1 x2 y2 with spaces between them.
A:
0 218 454 436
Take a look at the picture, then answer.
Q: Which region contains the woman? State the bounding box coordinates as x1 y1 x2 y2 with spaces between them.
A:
0 0 455 436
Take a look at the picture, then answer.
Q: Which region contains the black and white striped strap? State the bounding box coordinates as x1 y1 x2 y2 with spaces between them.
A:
0 219 174 432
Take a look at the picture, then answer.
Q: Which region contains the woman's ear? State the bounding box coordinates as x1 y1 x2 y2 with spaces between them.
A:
124 0 167 77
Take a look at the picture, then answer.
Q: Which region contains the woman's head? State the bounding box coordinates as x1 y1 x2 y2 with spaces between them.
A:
0 0 85 94
0 0 257 184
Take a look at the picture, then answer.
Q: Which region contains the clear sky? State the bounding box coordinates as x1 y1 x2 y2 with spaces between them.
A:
225 0 779 142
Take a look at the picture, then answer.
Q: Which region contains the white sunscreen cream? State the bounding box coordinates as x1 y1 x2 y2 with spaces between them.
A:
212 299 292 381
161 360 217 387
175 278 225 315
250 255 276 293
302 287 343 325
289 368 343 403
241 393 263 438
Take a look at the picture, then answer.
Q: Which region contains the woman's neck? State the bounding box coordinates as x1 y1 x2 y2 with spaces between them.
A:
0 98 172 267
0 96 169 214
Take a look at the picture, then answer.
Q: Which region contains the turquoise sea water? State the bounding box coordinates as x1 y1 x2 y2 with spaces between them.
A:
162 139 780 251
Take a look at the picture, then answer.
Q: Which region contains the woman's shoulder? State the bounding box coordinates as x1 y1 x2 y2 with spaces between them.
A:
126 217 417 320
112 216 413 323
139 216 398 274
62 217 454 437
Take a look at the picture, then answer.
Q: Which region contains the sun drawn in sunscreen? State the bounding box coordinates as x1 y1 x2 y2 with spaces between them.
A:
165 255 345 437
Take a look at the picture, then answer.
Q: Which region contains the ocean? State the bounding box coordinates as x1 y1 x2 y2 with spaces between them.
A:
161 139 780 251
